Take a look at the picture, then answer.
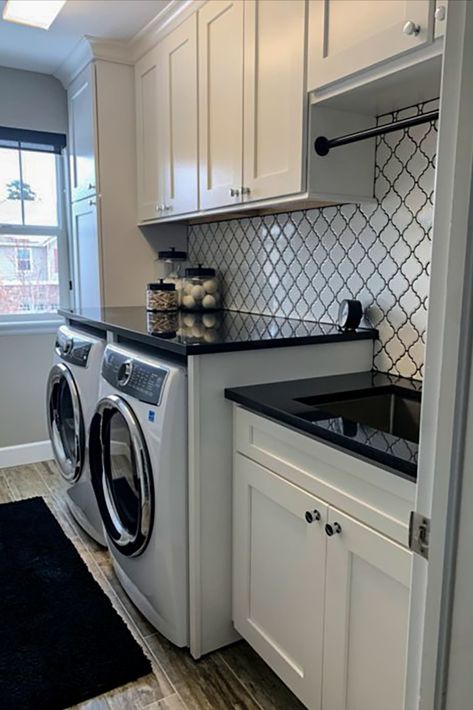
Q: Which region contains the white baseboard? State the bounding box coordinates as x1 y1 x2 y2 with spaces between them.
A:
0 440 53 469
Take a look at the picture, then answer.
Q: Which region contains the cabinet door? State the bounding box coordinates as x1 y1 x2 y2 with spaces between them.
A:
322 507 412 710
243 0 306 202
198 0 244 210
233 455 327 709
158 14 198 216
68 65 97 203
71 197 102 309
135 46 161 222
308 0 434 91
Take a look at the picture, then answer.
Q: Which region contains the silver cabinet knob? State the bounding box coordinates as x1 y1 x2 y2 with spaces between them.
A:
325 522 342 537
89 199 96 206
435 5 446 22
229 188 240 197
164 205 172 211
403 20 421 36
241 186 251 195
156 204 165 213
305 509 321 524
88 183 95 190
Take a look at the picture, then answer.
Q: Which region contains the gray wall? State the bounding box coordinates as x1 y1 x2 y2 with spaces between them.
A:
0 332 55 447
0 66 66 449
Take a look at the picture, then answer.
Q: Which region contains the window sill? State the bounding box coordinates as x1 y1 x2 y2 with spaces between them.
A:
0 317 63 336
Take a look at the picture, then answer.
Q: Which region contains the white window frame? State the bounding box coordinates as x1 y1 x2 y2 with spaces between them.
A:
0 151 70 334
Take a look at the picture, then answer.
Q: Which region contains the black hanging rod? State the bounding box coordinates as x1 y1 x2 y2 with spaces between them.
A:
314 109 439 157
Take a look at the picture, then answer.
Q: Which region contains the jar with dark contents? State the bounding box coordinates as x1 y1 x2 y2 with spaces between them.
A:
158 247 189 305
146 280 178 312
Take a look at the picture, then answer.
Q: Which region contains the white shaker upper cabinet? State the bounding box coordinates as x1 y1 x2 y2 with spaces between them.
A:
233 455 327 709
158 14 198 217
243 0 306 203
308 0 434 91
198 0 244 210
135 46 161 222
322 508 412 710
68 64 97 203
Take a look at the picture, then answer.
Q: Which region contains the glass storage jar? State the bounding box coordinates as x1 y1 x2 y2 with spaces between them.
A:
146 280 178 312
158 247 189 305
181 265 221 311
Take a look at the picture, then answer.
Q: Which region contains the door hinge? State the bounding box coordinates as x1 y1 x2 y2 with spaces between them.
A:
409 511 430 560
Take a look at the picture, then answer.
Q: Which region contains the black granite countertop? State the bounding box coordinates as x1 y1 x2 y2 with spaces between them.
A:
59 307 377 357
225 371 421 480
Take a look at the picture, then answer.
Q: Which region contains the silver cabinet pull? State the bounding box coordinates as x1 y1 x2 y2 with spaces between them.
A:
229 188 240 197
241 186 251 195
305 509 321 524
89 199 96 206
325 522 342 537
403 20 421 36
435 5 446 22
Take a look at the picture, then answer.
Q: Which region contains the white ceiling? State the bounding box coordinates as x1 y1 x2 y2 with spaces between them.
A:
0 0 171 75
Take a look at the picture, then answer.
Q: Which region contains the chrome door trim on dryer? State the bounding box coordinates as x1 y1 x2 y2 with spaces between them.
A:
90 394 154 557
47 362 85 482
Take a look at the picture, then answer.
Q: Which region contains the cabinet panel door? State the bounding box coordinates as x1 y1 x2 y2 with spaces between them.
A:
308 0 433 91
68 65 97 203
233 455 327 709
71 197 101 309
322 507 412 710
135 46 161 222
158 14 198 216
243 0 306 202
198 0 244 210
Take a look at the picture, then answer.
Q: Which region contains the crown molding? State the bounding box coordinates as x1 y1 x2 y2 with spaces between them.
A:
53 37 94 87
54 0 204 88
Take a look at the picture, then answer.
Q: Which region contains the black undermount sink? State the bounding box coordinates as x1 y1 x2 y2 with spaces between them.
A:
295 385 421 445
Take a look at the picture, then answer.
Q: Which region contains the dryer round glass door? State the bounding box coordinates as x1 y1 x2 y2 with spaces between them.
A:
90 395 154 557
47 363 85 482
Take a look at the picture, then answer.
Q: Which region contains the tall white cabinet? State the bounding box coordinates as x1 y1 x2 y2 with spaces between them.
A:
67 60 157 309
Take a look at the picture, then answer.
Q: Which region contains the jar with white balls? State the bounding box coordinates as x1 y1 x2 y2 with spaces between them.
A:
181 265 221 311
157 247 189 306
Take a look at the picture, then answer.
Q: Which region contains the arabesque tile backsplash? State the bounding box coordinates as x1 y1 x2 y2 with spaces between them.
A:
189 100 438 380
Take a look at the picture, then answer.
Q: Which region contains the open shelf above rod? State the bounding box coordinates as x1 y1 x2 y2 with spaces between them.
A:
314 109 439 156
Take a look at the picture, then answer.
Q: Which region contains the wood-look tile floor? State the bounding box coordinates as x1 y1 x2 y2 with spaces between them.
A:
0 461 305 710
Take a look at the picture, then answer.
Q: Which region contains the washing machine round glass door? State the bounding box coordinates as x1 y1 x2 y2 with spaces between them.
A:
47 363 85 482
90 395 154 557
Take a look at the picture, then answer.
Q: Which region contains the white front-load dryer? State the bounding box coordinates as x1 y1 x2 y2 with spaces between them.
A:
89 343 188 646
47 324 106 545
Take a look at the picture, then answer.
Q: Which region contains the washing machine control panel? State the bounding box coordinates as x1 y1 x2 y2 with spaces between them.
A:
102 347 168 405
56 331 92 367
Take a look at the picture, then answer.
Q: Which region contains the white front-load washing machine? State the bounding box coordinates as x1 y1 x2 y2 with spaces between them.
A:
89 343 188 646
47 324 106 545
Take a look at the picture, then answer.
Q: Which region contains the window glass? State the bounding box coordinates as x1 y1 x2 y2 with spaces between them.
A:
22 151 58 226
0 234 59 315
0 147 22 225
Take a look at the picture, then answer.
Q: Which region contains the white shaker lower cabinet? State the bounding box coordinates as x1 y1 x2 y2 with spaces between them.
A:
233 455 327 709
322 508 412 710
233 448 413 710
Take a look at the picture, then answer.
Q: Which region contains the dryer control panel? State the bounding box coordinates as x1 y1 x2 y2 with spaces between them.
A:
102 346 168 405
56 329 92 367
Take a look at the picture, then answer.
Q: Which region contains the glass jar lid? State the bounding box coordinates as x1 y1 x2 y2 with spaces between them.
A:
185 265 216 278
147 279 176 291
158 247 188 261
